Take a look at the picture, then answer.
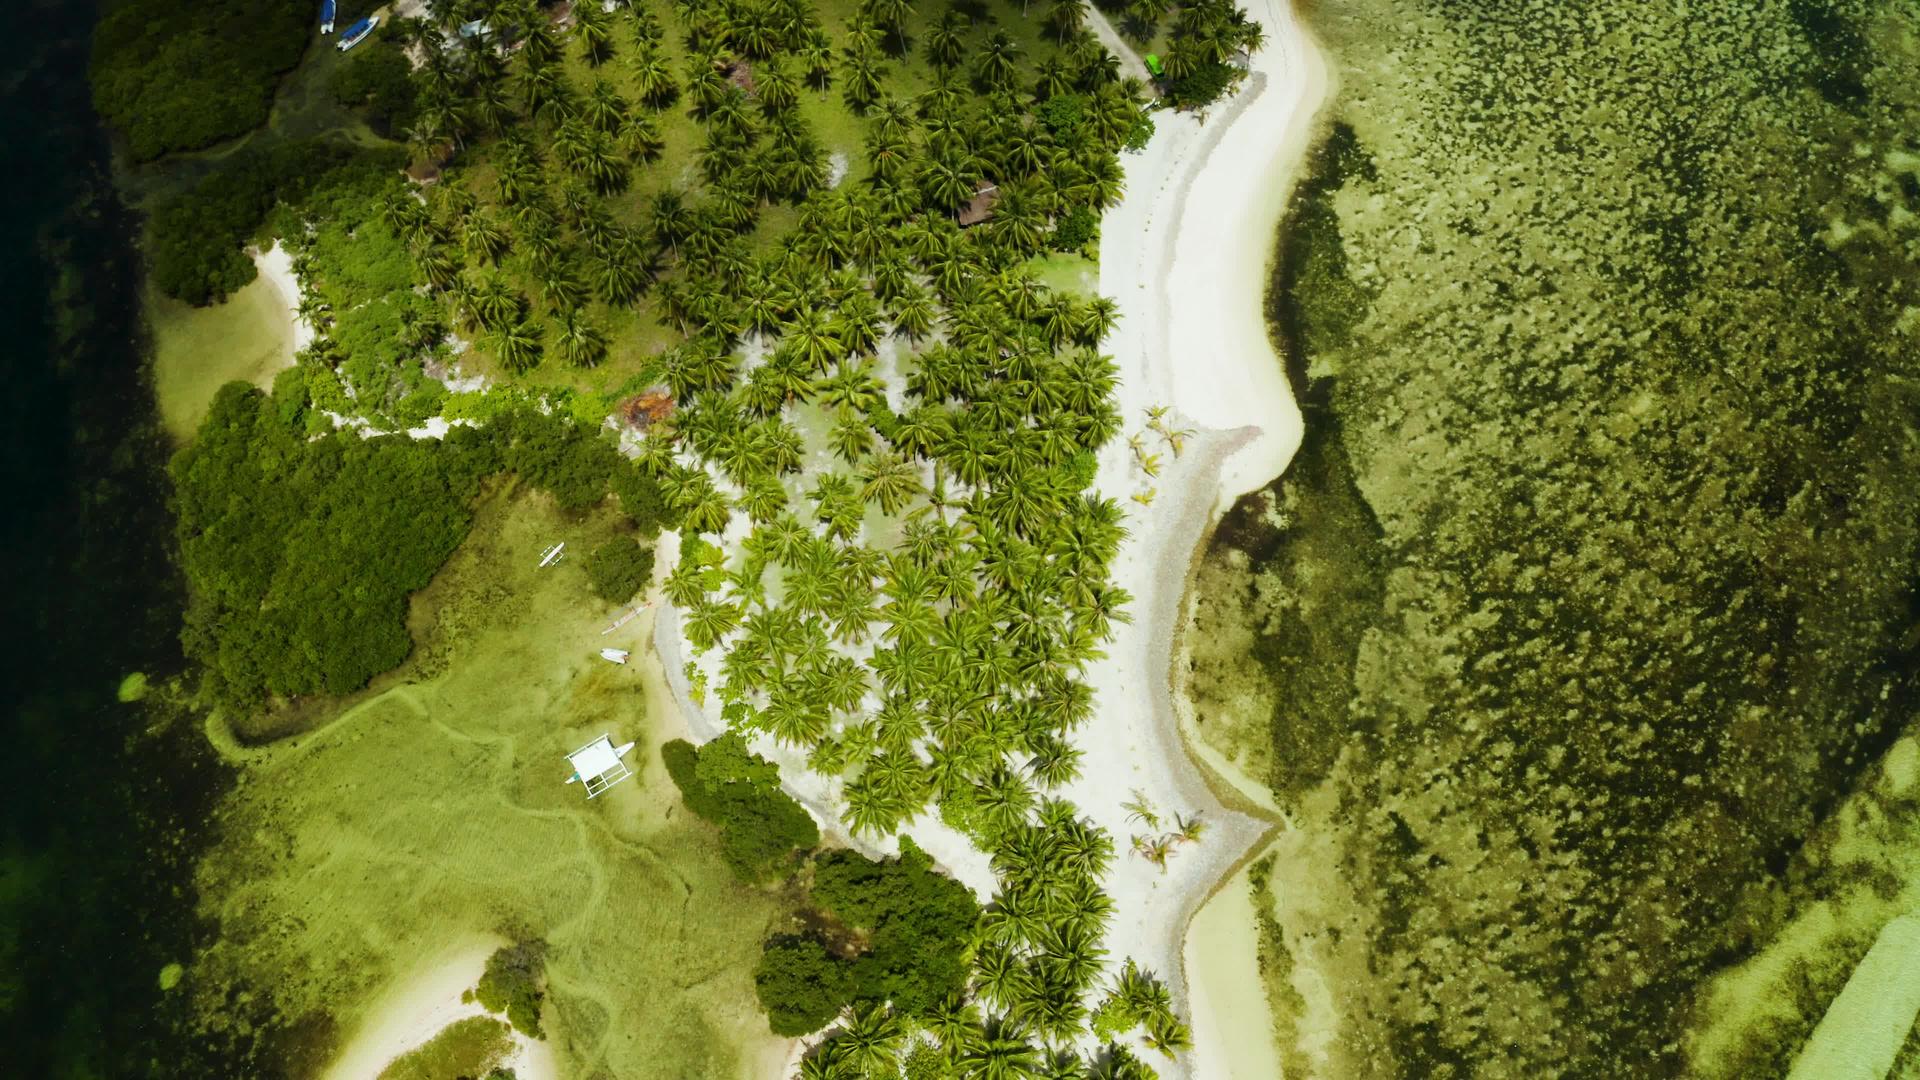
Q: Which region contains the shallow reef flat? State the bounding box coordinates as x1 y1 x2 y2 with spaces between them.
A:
1183 0 1920 1075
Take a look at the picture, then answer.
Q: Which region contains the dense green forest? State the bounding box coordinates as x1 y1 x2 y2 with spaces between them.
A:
172 380 670 715
91 0 313 160
172 383 494 709
1186 0 1920 1075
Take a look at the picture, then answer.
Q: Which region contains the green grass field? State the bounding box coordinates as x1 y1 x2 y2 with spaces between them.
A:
184 484 789 1078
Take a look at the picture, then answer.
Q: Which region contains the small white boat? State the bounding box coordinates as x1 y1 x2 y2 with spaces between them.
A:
599 648 630 665
538 541 566 568
565 735 637 798
336 15 378 52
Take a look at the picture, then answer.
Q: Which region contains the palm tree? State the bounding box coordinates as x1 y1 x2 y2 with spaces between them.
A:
955 1023 1042 1080
756 56 800 112
860 452 923 515
647 189 695 256
629 46 679 106
797 27 835 88
461 211 510 265
618 110 666 162
923 10 966 68
553 311 608 368
872 282 930 341
468 76 517 134
573 0 615 64
413 245 461 292
536 258 589 314
783 307 842 372
486 318 543 374
1044 0 1087 43
468 271 523 329
684 596 744 650
838 1007 905 1076
592 244 647 304
842 54 886 111
975 30 1021 91
585 78 629 132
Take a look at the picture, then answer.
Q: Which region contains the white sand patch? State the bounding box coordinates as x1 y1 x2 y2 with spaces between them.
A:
1787 914 1920 1080
252 242 314 357
1101 0 1334 515
1185 858 1286 1080
319 933 558 1080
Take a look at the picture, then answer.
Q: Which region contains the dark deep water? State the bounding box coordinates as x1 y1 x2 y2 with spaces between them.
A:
0 0 236 1074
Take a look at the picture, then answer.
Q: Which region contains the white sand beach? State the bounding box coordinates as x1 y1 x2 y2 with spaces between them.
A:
253 241 315 355
319 934 559 1080
653 3 1334 1074
1103 0 1333 513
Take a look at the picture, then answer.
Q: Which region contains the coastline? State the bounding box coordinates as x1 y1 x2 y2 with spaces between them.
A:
252 240 314 356
1093 0 1333 1073
318 933 562 1080
645 4 1333 1074
147 242 308 440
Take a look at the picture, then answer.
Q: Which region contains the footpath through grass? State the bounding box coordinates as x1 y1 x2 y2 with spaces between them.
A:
183 485 787 1079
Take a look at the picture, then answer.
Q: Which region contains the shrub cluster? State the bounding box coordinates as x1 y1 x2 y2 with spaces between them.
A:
660 734 819 882
173 383 662 715
754 838 980 1035
584 538 655 604
172 383 495 712
147 140 402 305
474 941 548 1039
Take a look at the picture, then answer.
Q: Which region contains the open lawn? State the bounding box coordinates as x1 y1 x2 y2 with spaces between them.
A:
185 484 789 1079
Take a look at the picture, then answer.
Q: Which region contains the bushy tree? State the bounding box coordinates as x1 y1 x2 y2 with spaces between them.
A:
661 735 820 880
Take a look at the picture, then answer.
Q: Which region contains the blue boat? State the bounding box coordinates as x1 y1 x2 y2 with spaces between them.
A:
336 15 377 52
320 0 335 34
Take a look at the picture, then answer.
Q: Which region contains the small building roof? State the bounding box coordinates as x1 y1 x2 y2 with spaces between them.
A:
569 736 624 780
957 181 1001 227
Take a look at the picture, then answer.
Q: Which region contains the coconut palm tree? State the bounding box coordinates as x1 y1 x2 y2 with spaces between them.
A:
1044 0 1087 43
485 318 542 374
684 596 744 650
975 30 1022 91
585 77 629 132
923 9 966 68
955 1021 1042 1080
841 54 886 111
573 0 615 64
838 1007 905 1076
553 310 608 368
859 452 923 515
628 45 679 107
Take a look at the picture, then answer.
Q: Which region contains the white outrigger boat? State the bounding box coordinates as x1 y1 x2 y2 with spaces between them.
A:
537 541 566 568
564 735 636 798
336 15 378 52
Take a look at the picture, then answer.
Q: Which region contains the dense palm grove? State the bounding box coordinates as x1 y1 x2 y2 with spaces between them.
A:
240 0 1266 1077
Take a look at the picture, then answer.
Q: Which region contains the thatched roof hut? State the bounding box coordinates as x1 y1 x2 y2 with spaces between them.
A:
617 388 676 431
957 181 1001 227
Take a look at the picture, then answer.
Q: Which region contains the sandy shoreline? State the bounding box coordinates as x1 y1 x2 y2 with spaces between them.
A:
318 933 561 1080
650 2 1332 1074
252 241 314 356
